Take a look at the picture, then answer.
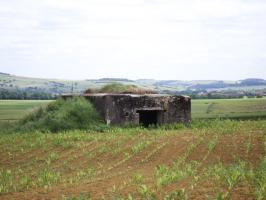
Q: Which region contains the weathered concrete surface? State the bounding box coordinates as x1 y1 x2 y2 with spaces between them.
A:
82 94 191 126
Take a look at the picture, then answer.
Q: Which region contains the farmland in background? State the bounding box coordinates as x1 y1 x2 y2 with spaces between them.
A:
1 98 266 122
0 100 51 121
1 73 266 98
192 98 266 119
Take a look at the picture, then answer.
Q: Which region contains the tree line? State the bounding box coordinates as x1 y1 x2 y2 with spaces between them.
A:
0 88 56 100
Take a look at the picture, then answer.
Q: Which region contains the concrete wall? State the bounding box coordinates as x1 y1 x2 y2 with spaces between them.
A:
84 94 191 126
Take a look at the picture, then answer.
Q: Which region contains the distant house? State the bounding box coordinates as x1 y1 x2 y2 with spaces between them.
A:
256 93 264 98
64 94 191 126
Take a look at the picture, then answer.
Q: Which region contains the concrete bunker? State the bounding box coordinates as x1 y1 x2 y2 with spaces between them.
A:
64 94 191 126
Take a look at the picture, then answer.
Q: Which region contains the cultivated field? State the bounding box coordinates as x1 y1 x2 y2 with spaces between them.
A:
0 121 265 199
0 99 266 199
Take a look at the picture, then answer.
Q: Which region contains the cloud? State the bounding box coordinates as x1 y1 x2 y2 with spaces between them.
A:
0 0 266 80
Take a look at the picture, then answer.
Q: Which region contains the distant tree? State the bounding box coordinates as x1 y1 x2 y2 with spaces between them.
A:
0 88 56 100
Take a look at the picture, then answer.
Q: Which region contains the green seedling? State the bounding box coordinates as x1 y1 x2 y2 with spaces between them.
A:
244 133 252 155
138 185 155 200
61 193 92 200
248 158 266 200
19 175 30 190
206 161 247 198
75 167 94 181
131 171 144 185
163 189 188 200
207 137 218 153
131 141 150 155
45 152 59 166
0 169 13 193
37 168 61 189
155 161 198 187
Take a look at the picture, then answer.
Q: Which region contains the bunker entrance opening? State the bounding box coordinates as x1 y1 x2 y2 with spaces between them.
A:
137 110 160 127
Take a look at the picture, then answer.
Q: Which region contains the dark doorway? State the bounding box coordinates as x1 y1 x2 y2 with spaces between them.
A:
137 110 159 127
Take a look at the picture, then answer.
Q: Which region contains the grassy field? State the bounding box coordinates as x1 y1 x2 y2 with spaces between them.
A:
192 98 266 119
0 100 51 121
1 98 266 121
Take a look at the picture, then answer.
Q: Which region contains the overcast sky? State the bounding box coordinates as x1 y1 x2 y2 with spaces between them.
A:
0 0 266 80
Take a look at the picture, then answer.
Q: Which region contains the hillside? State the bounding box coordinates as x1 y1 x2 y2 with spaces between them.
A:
0 73 144 95
1 72 266 96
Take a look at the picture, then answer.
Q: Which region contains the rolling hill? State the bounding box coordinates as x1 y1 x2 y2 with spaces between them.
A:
1 72 266 96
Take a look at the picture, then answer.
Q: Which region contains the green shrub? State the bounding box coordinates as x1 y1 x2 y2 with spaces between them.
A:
17 97 106 133
0 121 16 134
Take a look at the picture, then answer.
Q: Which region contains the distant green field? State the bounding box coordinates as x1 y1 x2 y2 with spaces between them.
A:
192 98 266 119
0 100 51 121
1 98 266 121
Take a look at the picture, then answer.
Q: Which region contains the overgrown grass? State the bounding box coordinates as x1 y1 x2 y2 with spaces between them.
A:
14 97 106 133
85 83 156 94
1 113 265 135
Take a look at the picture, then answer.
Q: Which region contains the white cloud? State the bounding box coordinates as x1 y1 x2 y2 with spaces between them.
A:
0 0 266 80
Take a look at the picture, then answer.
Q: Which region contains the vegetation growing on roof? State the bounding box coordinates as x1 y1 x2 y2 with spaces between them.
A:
85 83 157 94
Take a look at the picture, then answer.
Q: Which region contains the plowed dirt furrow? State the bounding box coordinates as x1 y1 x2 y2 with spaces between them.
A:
65 137 144 173
0 131 264 200
204 134 264 166
0 146 55 169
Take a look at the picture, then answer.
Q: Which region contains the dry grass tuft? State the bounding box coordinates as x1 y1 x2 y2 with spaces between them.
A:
85 83 157 95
